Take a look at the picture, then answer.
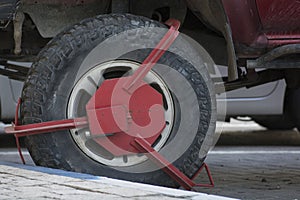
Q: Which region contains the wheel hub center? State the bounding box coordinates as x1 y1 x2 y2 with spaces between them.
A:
86 77 165 156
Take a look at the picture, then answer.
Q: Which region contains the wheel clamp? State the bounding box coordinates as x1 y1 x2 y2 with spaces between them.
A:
4 19 214 190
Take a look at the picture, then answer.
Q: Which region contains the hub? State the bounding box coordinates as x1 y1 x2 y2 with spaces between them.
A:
86 77 166 156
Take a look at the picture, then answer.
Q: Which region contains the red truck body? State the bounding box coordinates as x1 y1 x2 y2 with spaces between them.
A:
223 0 300 52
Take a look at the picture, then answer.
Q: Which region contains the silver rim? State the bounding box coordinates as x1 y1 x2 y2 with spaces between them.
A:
67 60 174 167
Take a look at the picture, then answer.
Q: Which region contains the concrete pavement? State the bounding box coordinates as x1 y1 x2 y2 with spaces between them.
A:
1 145 300 200
1 120 300 199
202 146 300 200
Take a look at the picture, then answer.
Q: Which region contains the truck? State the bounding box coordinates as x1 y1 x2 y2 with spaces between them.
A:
0 0 299 189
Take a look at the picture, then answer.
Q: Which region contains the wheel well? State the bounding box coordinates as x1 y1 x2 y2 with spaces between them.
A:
181 9 228 66
11 0 227 65
20 0 187 38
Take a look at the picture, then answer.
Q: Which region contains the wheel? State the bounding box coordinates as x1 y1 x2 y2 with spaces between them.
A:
253 88 295 130
253 115 295 130
21 14 216 187
286 87 300 130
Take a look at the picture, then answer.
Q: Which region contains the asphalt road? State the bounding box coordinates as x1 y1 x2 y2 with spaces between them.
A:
200 146 300 200
1 120 300 199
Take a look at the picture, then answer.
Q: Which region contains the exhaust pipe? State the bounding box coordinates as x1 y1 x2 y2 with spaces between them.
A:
247 44 300 69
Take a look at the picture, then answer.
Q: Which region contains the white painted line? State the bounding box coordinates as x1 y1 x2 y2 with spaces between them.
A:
209 151 300 155
0 151 30 156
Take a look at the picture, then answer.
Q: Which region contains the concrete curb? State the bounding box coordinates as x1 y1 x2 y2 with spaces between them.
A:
0 161 237 200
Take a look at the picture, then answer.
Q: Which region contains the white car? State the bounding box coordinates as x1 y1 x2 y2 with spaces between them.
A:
216 65 294 130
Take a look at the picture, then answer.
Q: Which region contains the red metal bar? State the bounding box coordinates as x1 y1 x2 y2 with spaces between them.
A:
192 163 214 188
165 19 181 30
132 137 195 190
14 98 21 126
13 98 26 164
132 137 215 190
5 117 89 137
123 19 180 94
14 135 25 164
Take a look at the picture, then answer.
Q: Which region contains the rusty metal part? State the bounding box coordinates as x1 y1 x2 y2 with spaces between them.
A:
130 0 187 24
13 12 24 55
20 0 110 38
20 0 186 38
186 0 239 81
215 69 285 93
248 60 300 69
0 59 29 81
0 0 20 21
224 23 238 81
222 0 266 47
247 44 300 69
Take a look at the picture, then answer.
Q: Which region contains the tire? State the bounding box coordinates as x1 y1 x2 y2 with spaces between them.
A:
253 88 295 130
286 87 300 130
21 14 216 187
253 115 295 130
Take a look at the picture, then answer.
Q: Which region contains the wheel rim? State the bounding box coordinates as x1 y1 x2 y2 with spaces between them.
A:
67 60 174 167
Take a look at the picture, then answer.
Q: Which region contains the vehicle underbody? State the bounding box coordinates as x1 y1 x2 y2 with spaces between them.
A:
1 0 300 90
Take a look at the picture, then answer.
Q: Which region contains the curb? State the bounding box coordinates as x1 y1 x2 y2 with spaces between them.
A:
0 161 237 200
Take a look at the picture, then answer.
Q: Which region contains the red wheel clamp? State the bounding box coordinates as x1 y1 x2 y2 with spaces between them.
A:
4 19 214 191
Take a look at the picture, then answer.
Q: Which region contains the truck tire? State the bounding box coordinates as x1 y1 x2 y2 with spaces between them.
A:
253 88 295 130
286 87 300 131
21 14 216 187
253 115 295 130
